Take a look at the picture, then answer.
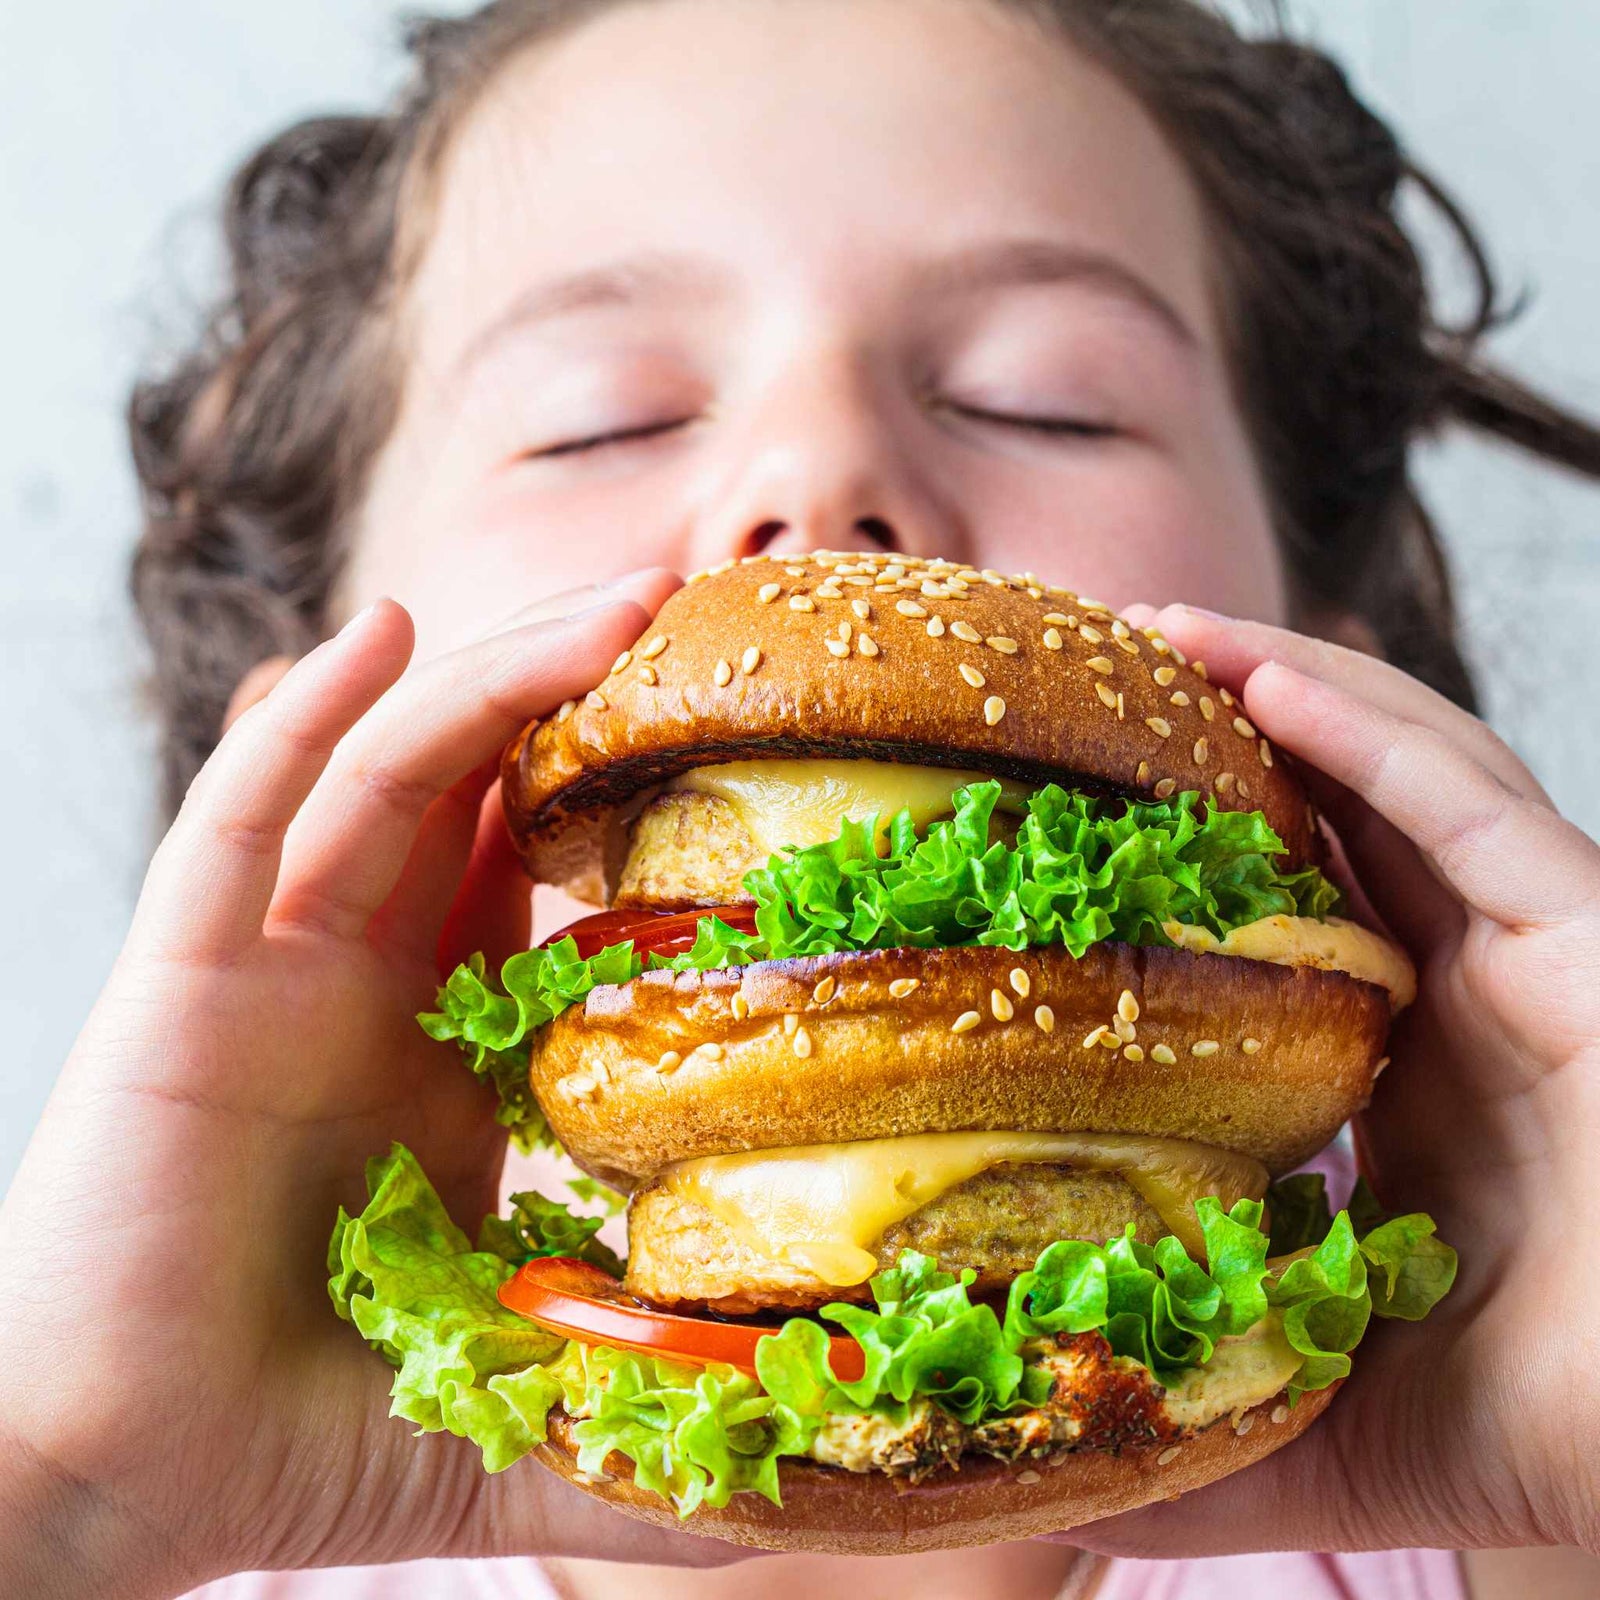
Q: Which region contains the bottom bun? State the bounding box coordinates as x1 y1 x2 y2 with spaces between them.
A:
533 1383 1337 1555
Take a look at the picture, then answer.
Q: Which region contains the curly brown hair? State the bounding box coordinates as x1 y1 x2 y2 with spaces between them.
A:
129 0 1600 821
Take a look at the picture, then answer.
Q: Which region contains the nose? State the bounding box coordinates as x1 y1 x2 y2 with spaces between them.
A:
685 352 964 569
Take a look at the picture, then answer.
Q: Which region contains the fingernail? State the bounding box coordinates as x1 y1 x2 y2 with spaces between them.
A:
1176 604 1234 622
564 597 637 622
336 601 383 636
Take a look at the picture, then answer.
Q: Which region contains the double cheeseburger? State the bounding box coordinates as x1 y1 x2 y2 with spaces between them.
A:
330 552 1454 1555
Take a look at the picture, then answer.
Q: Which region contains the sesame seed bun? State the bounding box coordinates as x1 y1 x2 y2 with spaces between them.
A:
529 941 1389 1189
503 554 1314 903
530 1383 1337 1555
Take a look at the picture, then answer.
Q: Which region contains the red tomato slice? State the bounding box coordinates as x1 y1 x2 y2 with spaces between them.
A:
499 1256 866 1382
544 905 759 962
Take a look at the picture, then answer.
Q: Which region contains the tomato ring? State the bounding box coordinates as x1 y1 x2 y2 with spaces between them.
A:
544 905 759 963
499 1256 866 1382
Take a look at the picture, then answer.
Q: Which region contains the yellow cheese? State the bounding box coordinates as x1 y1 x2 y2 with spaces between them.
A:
1162 913 1415 1010
667 759 1032 858
663 1131 1269 1286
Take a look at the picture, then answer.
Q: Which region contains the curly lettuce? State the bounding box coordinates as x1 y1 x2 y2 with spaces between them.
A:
331 1148 1454 1515
421 784 1342 1127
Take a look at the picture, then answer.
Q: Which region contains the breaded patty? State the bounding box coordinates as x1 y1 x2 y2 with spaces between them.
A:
624 1162 1166 1313
614 792 760 909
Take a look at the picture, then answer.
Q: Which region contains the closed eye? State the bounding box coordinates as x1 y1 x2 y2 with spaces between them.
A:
525 418 696 459
944 403 1117 440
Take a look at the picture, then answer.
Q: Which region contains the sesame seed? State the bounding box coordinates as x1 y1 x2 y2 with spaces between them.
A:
951 620 982 643
789 595 816 613
1136 760 1152 785
1191 1039 1220 1057
1043 628 1064 651
785 565 807 577
825 638 850 658
896 599 928 619
1219 686 1236 708
637 665 658 686
1157 1447 1182 1467
952 1010 983 1034
1009 968 1031 999
859 634 880 658
1078 625 1104 645
984 696 1007 726
711 558 737 575
1124 1044 1145 1062
1271 1404 1290 1425
586 691 608 711
1216 771 1237 796
1145 717 1173 738
1113 1015 1137 1044
852 598 872 620
1082 1025 1109 1049
1066 614 1080 629
611 650 633 675
1079 598 1111 614
567 1075 597 1101
713 659 733 687
1193 738 1209 765
697 1042 725 1061
922 580 946 598
1168 642 1188 665
556 699 577 722
1170 691 1191 708
1026 586 1043 600
927 617 947 638
792 1027 813 1059
1199 696 1216 722
1042 612 1070 625
1015 1469 1042 1486
657 1051 682 1074
783 1013 799 1036
641 635 670 660
959 663 987 689
1150 637 1172 657
1118 989 1140 1023
1242 1037 1262 1054
1099 1030 1122 1050
836 621 853 641
889 977 920 999
1095 681 1118 710
1192 660 1209 681
1154 779 1177 799
1259 740 1274 769
1087 656 1115 675
986 635 1019 654
1237 777 1251 800
1116 692 1126 720
1115 634 1141 656
742 646 762 675
1111 618 1131 638
731 993 749 1021
1375 1055 1391 1074
758 583 782 604
1233 716 1257 740
1153 666 1177 688
1151 1044 1177 1066
812 976 837 1004
1035 1005 1056 1034
991 989 1015 1022
1235 1413 1254 1436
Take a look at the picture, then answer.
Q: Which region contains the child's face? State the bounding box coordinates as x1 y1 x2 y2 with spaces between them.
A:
349 0 1283 657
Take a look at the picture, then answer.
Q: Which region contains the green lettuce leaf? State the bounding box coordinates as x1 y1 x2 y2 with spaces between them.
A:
476 1188 623 1277
421 785 1343 1109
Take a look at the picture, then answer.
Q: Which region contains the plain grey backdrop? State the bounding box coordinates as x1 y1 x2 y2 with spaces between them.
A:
3 1 1598 1193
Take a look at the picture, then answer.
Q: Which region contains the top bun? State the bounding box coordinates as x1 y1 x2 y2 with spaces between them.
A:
504 553 1314 901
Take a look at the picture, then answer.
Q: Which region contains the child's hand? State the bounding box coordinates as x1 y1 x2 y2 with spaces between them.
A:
1077 605 1600 1559
0 575 748 1595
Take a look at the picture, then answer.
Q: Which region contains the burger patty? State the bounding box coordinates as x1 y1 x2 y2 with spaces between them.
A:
624 1162 1166 1313
615 792 758 909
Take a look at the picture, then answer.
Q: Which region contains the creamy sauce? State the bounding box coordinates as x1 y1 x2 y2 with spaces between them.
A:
1162 913 1415 1009
663 1131 1269 1286
668 759 1032 858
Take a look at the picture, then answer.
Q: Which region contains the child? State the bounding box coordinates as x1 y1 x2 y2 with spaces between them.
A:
5 2 1600 1596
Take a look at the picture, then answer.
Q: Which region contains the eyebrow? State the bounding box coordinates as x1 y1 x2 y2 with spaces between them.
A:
451 252 732 378
916 238 1199 346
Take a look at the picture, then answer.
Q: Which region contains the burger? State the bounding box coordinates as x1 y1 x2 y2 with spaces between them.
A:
329 551 1455 1554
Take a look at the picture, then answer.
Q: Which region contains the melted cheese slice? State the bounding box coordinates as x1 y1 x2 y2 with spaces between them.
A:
664 1131 1269 1286
1162 914 1415 1010
668 759 1032 858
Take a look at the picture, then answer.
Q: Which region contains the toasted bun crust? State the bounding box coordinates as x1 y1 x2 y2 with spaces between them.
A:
503 554 1314 902
530 942 1389 1186
532 1384 1336 1554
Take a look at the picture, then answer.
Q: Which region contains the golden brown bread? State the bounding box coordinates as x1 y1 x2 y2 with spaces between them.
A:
531 1384 1336 1554
529 941 1389 1186
625 1164 1169 1312
502 553 1315 902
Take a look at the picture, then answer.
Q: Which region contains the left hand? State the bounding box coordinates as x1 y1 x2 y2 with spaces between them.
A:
1072 604 1600 1559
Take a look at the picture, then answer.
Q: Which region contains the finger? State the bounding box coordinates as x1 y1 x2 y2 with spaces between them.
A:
1244 660 1596 929
271 573 677 941
1148 605 1551 807
129 601 413 965
1119 601 1160 630
449 569 684 649
433 779 535 978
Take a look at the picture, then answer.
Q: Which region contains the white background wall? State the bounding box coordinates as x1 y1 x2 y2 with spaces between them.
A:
3 1 1598 1192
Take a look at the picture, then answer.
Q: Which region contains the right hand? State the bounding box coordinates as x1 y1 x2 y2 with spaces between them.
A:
0 572 752 1597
